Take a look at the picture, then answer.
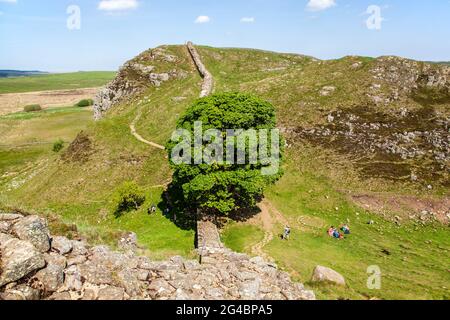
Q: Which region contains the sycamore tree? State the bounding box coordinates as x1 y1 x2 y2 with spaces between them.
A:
166 92 284 216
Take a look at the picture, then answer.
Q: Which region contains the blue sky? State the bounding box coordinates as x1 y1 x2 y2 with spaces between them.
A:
1 0 449 72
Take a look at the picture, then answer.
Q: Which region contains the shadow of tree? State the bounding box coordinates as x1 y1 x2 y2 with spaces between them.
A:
157 183 197 232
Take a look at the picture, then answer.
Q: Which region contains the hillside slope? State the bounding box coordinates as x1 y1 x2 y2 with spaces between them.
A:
0 44 448 299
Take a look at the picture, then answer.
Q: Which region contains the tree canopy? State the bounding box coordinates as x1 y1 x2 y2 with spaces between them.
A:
166 92 284 216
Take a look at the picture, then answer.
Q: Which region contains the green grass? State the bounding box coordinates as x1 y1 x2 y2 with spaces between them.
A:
0 106 90 120
222 149 450 300
222 224 265 253
0 71 116 94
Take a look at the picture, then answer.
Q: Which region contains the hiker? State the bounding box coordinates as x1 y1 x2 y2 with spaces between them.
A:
327 226 335 237
148 204 156 215
283 226 291 240
341 224 351 235
333 229 341 239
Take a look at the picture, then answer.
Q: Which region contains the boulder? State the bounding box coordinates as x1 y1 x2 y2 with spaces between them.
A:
1 284 40 300
117 232 138 252
115 269 142 297
34 264 65 293
0 236 46 287
67 255 87 266
238 279 261 299
70 240 88 256
43 252 67 269
51 236 73 255
0 221 12 233
12 215 50 253
311 266 346 286
97 286 125 300
78 261 113 285
63 265 83 292
47 292 72 301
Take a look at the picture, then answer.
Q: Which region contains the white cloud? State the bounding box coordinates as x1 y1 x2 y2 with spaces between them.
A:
306 0 336 12
240 17 255 23
195 15 210 24
0 0 17 3
98 0 139 12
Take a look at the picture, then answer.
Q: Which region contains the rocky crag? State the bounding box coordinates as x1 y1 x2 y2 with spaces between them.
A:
289 56 450 187
93 46 188 120
0 212 315 300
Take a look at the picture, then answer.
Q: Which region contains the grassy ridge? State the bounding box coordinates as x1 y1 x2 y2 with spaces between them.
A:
0 71 116 94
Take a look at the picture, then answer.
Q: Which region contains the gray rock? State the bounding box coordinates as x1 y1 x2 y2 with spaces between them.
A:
311 266 346 286
48 292 72 300
297 289 316 301
0 232 13 244
81 289 97 300
44 252 67 269
34 264 65 292
67 255 87 266
115 269 142 297
0 221 12 233
97 286 125 300
0 213 23 221
0 284 40 300
0 237 46 287
148 278 175 298
63 265 83 291
239 279 261 299
136 269 149 281
117 232 138 252
51 236 73 255
79 261 113 285
70 240 88 256
12 215 50 253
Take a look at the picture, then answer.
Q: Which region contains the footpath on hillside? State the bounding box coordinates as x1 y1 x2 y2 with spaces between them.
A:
129 42 214 150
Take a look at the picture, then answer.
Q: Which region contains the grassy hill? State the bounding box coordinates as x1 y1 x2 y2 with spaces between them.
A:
0 45 448 299
0 71 116 94
0 70 48 78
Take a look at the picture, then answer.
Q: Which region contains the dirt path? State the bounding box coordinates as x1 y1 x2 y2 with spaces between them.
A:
129 108 165 150
129 42 214 151
250 200 290 261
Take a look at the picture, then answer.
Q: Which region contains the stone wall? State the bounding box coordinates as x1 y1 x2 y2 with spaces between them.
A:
0 212 315 300
187 42 214 97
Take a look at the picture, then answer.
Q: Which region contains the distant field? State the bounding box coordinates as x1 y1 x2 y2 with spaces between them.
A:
0 71 116 94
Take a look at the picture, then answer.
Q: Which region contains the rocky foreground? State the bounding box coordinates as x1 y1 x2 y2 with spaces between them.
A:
0 213 315 300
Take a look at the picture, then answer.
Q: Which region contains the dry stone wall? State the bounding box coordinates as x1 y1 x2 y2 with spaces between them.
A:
0 212 315 300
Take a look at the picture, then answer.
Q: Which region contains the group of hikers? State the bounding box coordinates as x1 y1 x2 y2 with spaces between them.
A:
281 224 351 241
327 224 351 240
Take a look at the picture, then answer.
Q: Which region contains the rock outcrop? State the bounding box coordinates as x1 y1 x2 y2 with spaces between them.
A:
93 46 188 120
311 266 346 286
0 213 314 300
